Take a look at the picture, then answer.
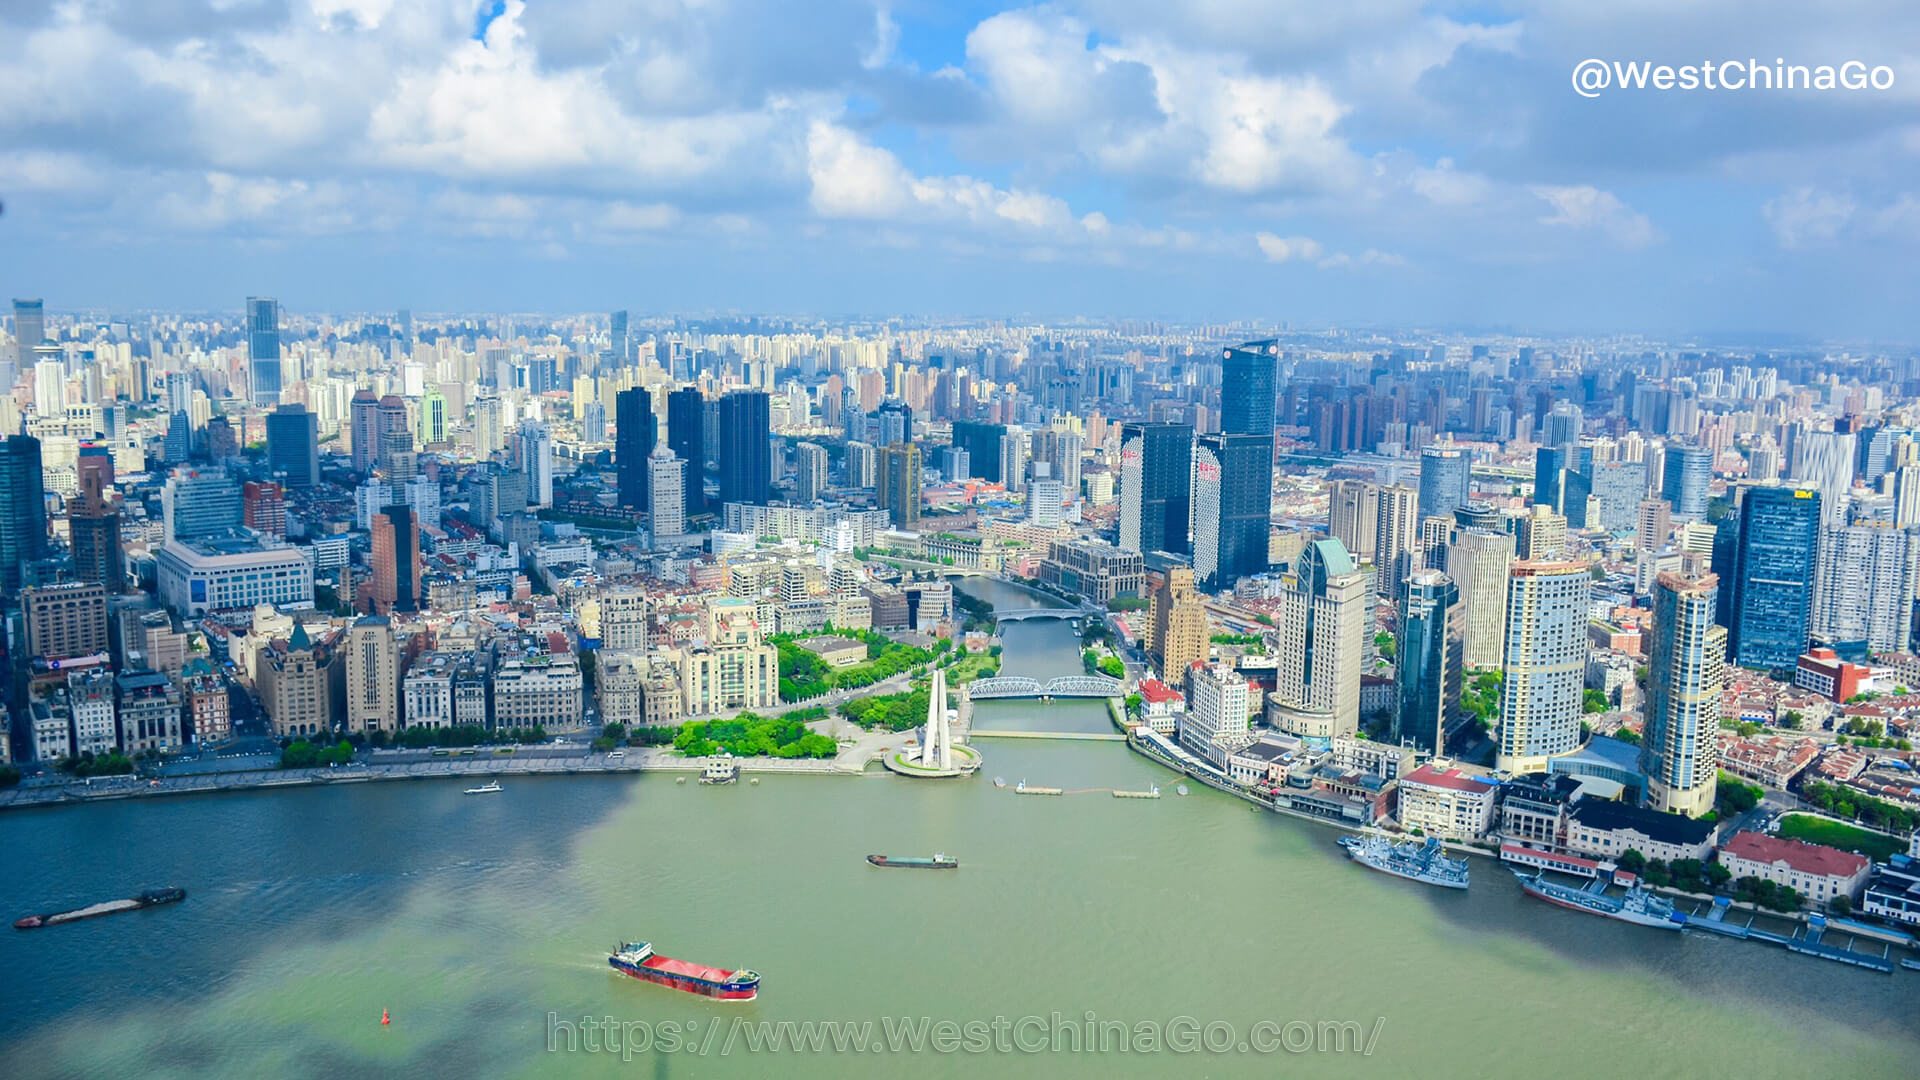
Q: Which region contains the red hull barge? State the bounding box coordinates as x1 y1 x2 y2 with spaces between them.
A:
609 942 759 1000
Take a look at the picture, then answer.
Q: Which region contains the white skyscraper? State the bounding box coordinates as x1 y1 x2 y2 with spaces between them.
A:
1497 560 1591 775
519 421 553 508
649 446 686 539
1267 539 1366 743
1813 523 1919 654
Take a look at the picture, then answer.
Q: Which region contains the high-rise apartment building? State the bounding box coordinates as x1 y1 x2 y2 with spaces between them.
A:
1395 569 1463 754
1374 483 1420 598
1497 560 1591 774
1642 572 1726 817
1811 521 1915 656
1118 421 1193 556
795 441 829 503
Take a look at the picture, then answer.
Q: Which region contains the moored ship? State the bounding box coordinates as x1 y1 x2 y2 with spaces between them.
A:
1515 870 1683 930
1338 832 1470 889
608 942 760 1000
14 887 187 930
867 854 958 869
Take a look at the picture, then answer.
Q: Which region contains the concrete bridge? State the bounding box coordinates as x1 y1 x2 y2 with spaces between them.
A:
967 675 1126 699
967 730 1127 742
992 608 1094 623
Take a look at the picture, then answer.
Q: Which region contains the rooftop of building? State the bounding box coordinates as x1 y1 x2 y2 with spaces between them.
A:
1566 797 1715 846
1137 679 1183 704
1402 763 1499 795
1721 830 1871 877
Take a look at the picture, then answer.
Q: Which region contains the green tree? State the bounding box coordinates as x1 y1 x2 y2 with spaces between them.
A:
0 764 22 788
1582 689 1609 714
1617 848 1648 874
1125 693 1144 717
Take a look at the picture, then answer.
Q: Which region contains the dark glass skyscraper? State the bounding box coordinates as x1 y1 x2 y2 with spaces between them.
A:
247 297 282 408
1220 340 1277 436
1193 432 1271 590
716 390 772 506
667 387 705 518
265 403 320 488
1394 569 1461 753
1417 444 1471 521
0 435 49 591
1726 486 1820 669
615 388 656 510
1118 421 1192 556
1662 443 1713 518
1534 445 1565 513
951 420 1008 484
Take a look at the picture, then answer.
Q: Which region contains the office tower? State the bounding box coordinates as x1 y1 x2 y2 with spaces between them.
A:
1119 422 1193 556
0 436 49 590
68 469 125 594
162 468 242 542
998 427 1029 490
1792 429 1857 528
1326 479 1379 562
34 354 66 417
346 616 399 734
12 298 45 363
716 390 772 506
1182 661 1252 763
242 481 287 538
1641 572 1726 817
1374 483 1420 597
1395 569 1463 754
1544 402 1584 452
1533 445 1566 514
878 442 922 531
1497 560 1592 774
472 395 504 458
1147 566 1207 685
370 505 422 615
667 386 706 518
1897 464 1920 528
376 393 408 459
1516 504 1566 560
349 390 381 473
1033 428 1083 501
518 422 554 508
1661 443 1713 518
1418 443 1471 520
23 581 110 663
1267 539 1366 742
610 309 628 363
845 440 878 489
265 403 320 488
1220 340 1277 435
162 410 192 464
649 448 686 539
1636 498 1673 553
615 387 656 509
247 297 282 408
795 442 829 503
873 399 913 446
1724 486 1820 669
1192 432 1272 591
418 386 449 446
581 401 607 444
1028 472 1065 528
1446 527 1514 670
1812 522 1917 656
951 420 1009 484
1584 460 1646 534
1419 516 1453 572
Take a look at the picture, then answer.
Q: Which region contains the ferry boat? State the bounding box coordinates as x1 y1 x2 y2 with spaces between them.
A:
14 887 186 930
867 854 958 869
701 757 739 785
1514 870 1684 930
1338 831 1470 889
464 781 502 794
608 941 760 1000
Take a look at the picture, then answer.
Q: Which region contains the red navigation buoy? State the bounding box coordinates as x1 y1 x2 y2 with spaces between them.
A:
381 1008 390 1026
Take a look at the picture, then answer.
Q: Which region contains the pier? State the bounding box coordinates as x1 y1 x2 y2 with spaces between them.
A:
1680 899 1896 972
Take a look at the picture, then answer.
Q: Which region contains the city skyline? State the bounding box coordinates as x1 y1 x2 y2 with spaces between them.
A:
2 4 1919 336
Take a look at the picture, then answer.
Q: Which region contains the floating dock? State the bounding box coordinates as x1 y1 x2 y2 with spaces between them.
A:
1112 788 1161 799
1681 900 1895 972
1014 783 1063 796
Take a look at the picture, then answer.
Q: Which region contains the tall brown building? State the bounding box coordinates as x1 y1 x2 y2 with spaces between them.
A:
22 581 110 663
68 469 125 593
242 480 287 538
877 441 921 530
1147 567 1208 685
369 505 422 615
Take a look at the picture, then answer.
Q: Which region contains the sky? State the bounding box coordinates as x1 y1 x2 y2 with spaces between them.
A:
3 0 1919 338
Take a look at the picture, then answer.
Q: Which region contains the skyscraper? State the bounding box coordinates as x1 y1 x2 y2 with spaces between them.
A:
1662 443 1713 519
878 442 922 530
648 447 686 539
1395 569 1463 754
1642 572 1726 817
1417 443 1471 521
795 442 829 503
1497 560 1591 774
68 468 124 594
1725 486 1820 670
1192 432 1271 591
518 422 554 508
1220 340 1277 436
346 616 398 735
1147 566 1207 684
609 309 629 363
716 390 772 506
1811 521 1915 657
247 297 282 408
1374 483 1420 597
1268 539 1366 743
370 505 422 615
12 298 45 364
1445 527 1515 670
951 420 1009 484
615 387 656 509
1118 421 1193 556
667 386 706 519
1326 479 1379 562
265 403 320 488
350 389 381 474
162 468 242 542
1534 445 1566 514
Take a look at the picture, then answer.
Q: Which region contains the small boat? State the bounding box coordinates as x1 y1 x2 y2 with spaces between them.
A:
464 782 502 794
14 887 187 930
609 941 759 1000
1901 957 1920 972
867 854 959 869
701 757 739 785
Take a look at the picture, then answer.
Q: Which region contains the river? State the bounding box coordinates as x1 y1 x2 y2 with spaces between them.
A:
0 577 1913 1078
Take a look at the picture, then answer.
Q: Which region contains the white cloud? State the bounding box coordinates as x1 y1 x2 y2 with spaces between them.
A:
1255 233 1324 262
1764 187 1857 249
1531 185 1660 248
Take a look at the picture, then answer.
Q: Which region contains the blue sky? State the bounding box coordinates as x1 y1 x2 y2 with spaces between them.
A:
2 1 1918 337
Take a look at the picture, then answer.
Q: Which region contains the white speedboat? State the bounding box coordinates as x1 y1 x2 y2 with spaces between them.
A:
464 781 503 794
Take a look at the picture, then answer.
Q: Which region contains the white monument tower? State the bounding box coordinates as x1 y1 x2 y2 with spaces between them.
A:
917 667 952 771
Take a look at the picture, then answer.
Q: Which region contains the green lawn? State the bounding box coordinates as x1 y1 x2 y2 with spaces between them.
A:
1775 814 1905 862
